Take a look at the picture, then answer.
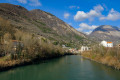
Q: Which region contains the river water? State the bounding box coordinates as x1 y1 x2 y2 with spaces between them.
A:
0 55 120 80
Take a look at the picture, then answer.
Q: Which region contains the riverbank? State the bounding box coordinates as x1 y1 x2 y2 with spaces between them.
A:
0 58 31 72
2 55 120 80
0 53 75 72
81 51 120 70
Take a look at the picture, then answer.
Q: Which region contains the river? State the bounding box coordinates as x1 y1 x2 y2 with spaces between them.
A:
0 55 120 80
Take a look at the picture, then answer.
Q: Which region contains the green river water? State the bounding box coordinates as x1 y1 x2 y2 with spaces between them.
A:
0 55 120 80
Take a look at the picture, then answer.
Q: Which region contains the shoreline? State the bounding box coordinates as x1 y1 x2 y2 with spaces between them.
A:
0 53 74 72
81 52 120 70
1 52 119 72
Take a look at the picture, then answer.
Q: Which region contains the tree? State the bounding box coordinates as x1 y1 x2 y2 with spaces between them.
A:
0 17 14 44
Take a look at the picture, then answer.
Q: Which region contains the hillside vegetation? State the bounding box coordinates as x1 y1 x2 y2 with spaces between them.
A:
0 17 65 71
82 45 120 70
0 3 93 48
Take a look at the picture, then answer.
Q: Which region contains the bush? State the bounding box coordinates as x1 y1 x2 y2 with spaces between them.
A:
91 45 120 59
6 31 65 60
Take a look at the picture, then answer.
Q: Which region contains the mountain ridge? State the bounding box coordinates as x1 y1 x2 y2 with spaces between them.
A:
0 3 92 48
89 25 120 44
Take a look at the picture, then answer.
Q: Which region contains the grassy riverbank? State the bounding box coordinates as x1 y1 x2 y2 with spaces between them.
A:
81 46 120 70
0 53 66 72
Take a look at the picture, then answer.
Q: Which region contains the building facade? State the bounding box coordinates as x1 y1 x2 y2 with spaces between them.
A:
100 40 113 47
81 46 90 52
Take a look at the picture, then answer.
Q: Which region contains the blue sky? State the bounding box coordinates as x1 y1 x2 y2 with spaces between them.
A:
0 0 120 34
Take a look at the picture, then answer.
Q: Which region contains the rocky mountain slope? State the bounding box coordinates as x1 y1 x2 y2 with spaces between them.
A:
89 25 120 44
0 3 92 48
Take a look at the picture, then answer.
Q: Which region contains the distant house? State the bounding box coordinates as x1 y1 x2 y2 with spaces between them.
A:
69 48 76 53
12 40 23 51
100 40 113 47
81 46 90 52
5 40 23 54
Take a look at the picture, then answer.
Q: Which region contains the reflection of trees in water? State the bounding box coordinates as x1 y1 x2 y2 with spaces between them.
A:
0 56 68 80
90 61 120 80
1 56 120 80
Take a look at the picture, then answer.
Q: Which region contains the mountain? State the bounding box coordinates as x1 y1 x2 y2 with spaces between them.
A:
0 3 92 48
89 25 120 44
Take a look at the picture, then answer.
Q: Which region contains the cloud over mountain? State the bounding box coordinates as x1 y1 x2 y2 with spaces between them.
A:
74 5 104 21
64 13 70 19
76 23 98 34
100 8 120 21
17 0 27 4
16 0 41 6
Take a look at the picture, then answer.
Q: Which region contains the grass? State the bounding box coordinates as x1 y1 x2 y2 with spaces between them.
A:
0 56 7 62
30 20 52 33
32 20 52 33
82 46 120 70
37 26 52 33
35 20 46 26
74 34 84 40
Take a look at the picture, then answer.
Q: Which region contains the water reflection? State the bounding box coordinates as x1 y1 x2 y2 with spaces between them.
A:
0 55 120 80
90 61 120 80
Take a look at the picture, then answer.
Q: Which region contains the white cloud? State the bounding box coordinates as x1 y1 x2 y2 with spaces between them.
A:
64 13 70 19
16 0 41 6
85 31 92 35
17 0 27 4
76 23 98 35
93 4 104 12
89 10 101 17
74 5 104 21
74 11 88 21
100 8 120 21
69 6 80 9
29 0 42 6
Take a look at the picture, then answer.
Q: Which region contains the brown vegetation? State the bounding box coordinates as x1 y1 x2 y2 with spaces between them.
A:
0 17 66 71
82 45 120 70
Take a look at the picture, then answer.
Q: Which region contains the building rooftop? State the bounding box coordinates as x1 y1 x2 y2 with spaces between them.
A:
107 42 112 43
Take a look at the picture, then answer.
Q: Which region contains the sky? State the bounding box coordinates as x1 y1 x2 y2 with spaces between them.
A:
0 0 120 34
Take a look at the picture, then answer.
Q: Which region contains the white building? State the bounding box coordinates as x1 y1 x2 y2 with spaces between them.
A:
81 46 90 52
100 40 113 47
